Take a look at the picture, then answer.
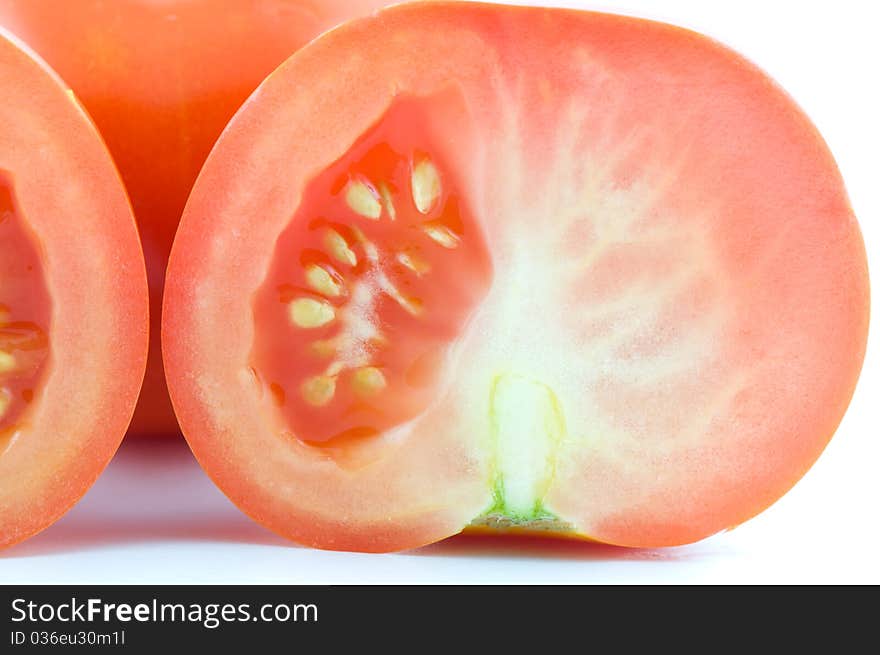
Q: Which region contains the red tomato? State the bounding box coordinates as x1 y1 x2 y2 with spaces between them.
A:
0 0 394 436
0 32 148 547
163 4 869 551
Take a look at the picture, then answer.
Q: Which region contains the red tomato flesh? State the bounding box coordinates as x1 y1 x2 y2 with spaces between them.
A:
164 4 869 551
0 175 50 441
253 95 493 455
0 31 148 548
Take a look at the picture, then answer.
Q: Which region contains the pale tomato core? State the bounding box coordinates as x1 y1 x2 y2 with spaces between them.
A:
252 96 492 446
0 172 50 443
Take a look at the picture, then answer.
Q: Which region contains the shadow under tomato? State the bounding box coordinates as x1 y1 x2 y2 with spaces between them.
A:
5 516 291 559
410 532 718 563
3 434 726 562
2 434 291 558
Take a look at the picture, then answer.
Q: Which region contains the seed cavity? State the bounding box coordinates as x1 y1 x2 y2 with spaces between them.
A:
411 158 441 214
394 294 424 316
379 183 396 220
422 223 460 249
284 153 454 418
325 229 357 267
289 298 335 328
310 339 337 358
396 251 431 276
345 178 382 220
301 375 336 406
0 351 15 374
351 367 386 397
325 360 345 377
375 272 423 316
305 264 343 298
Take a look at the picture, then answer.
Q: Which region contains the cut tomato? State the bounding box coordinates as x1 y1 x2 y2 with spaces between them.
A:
0 31 148 547
0 0 395 436
163 4 869 551
252 94 493 461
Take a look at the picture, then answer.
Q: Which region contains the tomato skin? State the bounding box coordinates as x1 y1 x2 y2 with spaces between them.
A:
165 4 868 551
0 30 148 547
0 0 394 436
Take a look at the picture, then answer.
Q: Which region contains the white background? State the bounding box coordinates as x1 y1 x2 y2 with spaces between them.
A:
1 0 878 584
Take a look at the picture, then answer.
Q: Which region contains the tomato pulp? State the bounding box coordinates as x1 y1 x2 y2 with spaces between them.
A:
0 0 395 436
0 31 148 547
252 95 493 464
164 4 869 551
0 177 50 449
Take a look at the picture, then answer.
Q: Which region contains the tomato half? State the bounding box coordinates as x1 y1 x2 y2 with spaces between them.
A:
163 4 869 551
0 0 395 436
0 31 148 547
